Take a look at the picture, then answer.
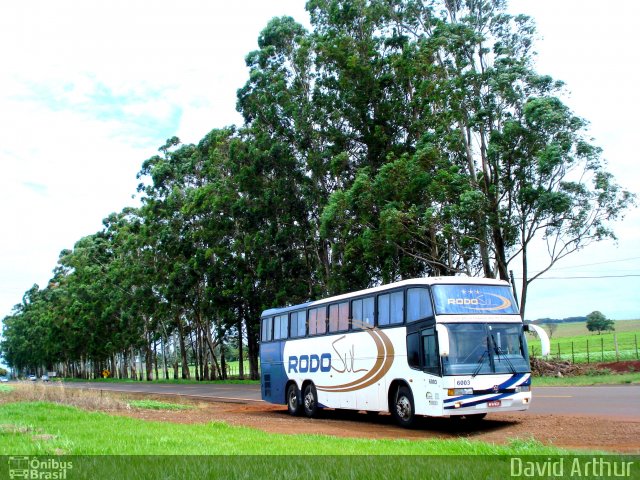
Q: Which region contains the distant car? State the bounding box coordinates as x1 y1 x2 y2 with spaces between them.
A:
41 375 49 382
0 377 8 383
28 375 37 381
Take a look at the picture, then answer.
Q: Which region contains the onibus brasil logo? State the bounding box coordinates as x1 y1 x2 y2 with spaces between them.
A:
8 457 73 479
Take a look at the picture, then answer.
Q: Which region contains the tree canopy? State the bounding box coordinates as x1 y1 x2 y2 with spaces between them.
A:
586 311 615 335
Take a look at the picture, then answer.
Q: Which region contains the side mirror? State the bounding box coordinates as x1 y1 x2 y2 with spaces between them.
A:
436 324 449 357
525 323 550 356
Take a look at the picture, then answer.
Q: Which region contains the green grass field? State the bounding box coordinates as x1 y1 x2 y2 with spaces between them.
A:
0 401 565 456
532 372 640 386
0 401 634 480
530 319 640 363
128 399 194 410
0 403 598 480
541 319 640 338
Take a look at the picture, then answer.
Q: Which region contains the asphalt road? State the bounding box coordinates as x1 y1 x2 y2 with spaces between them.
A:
59 381 263 403
57 382 640 418
529 385 640 418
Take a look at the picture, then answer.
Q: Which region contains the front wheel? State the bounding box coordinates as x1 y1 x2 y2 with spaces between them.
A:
286 383 302 416
303 383 319 418
392 385 416 428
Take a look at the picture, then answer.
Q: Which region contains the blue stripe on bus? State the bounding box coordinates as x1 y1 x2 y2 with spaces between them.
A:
498 373 526 389
443 392 514 410
443 373 529 404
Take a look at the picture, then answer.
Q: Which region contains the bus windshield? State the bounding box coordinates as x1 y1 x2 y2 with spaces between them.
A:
442 323 530 376
432 284 519 315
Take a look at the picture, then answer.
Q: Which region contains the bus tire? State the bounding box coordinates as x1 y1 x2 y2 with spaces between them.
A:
286 383 303 416
392 385 416 428
303 383 319 418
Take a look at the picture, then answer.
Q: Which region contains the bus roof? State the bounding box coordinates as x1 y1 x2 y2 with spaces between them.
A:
260 276 511 317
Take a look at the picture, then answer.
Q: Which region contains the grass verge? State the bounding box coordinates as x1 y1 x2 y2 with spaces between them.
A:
128 399 193 410
0 401 567 456
533 372 640 387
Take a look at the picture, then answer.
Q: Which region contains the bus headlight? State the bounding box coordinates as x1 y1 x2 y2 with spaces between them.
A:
515 385 530 393
447 388 473 396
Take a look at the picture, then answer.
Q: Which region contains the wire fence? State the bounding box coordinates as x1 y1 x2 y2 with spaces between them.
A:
530 333 640 364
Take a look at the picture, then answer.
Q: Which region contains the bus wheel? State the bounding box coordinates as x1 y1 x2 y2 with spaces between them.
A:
303 383 319 418
286 383 302 416
392 386 416 428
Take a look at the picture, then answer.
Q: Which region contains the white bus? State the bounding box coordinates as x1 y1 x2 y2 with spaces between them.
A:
259 277 549 427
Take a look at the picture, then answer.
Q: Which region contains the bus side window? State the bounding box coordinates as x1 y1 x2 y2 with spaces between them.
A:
351 297 374 329
290 311 306 338
317 306 327 335
329 302 349 332
308 308 318 336
289 312 297 338
378 291 403 326
407 333 420 369
309 307 327 336
261 317 273 342
407 288 433 322
273 314 287 340
298 311 306 337
422 328 440 375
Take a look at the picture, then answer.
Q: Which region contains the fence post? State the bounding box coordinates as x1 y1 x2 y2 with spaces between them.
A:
601 337 604 362
586 339 590 364
614 333 619 362
636 334 638 360
571 342 575 364
557 343 561 361
531 345 536 358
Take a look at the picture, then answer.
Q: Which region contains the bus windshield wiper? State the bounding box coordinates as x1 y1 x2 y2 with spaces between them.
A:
471 349 489 377
491 334 517 374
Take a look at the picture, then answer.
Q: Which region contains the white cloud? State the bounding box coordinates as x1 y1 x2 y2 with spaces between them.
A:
0 1 310 318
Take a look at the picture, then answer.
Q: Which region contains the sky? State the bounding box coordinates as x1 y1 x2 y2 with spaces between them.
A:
0 0 638 324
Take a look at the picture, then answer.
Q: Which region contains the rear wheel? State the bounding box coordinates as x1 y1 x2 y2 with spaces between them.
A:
286 383 302 416
303 383 319 418
392 385 416 428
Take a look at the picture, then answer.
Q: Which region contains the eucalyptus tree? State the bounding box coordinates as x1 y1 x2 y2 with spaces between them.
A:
376 0 635 313
306 0 634 315
1 285 55 374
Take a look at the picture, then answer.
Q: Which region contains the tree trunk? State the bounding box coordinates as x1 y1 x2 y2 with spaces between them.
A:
122 350 129 379
145 337 153 381
520 246 529 318
220 338 227 380
161 336 169 380
130 347 137 381
153 340 159 381
176 317 190 379
246 317 260 380
237 313 244 380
